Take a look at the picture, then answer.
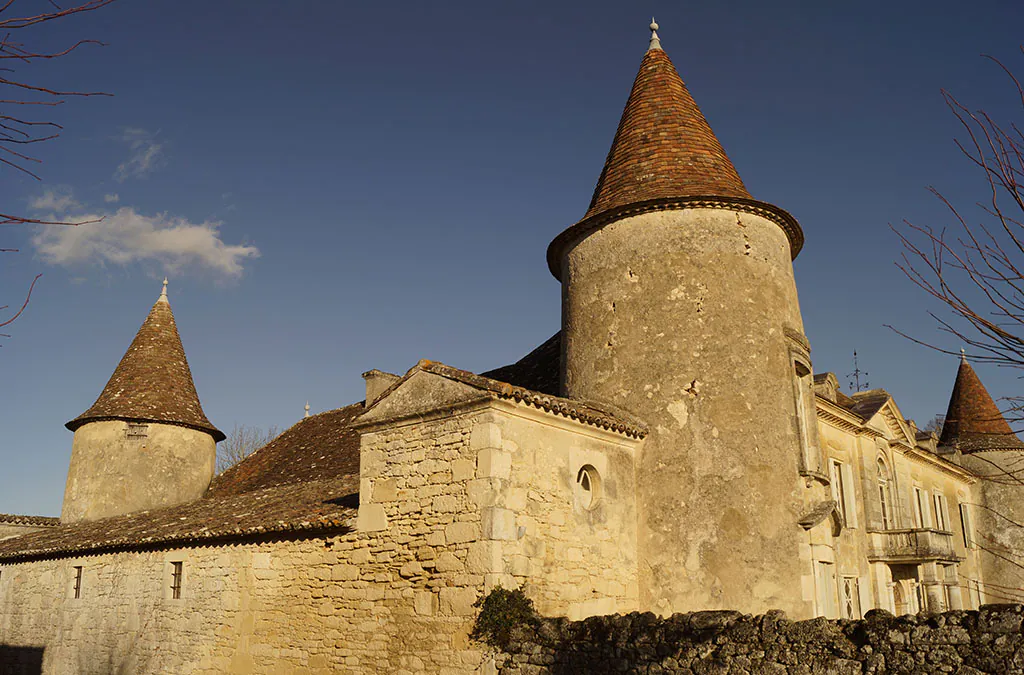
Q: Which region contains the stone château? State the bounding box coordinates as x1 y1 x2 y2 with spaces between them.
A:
2 22 1023 675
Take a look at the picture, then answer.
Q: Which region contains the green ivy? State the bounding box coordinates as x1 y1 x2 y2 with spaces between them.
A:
471 586 540 648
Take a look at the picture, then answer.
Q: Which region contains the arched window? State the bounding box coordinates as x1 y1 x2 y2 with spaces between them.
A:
877 458 893 530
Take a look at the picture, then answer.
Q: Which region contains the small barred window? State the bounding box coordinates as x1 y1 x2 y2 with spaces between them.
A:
126 423 149 439
170 561 183 600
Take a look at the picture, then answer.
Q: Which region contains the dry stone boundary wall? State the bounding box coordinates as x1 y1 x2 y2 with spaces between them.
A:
491 605 1024 674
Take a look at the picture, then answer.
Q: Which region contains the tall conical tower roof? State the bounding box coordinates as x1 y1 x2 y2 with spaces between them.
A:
66 280 225 442
547 20 803 279
584 24 751 219
939 353 1023 453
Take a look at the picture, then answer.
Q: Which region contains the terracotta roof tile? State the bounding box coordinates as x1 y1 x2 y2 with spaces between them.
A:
417 360 646 439
481 332 561 397
939 358 1024 453
66 295 223 442
0 477 357 562
546 37 803 280
585 48 751 219
208 403 363 497
0 514 59 527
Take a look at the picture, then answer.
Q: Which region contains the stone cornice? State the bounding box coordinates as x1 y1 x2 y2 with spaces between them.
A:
546 195 804 281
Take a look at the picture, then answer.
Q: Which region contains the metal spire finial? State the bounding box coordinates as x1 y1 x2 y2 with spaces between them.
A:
961 347 967 363
159 277 169 302
648 17 662 51
304 401 310 418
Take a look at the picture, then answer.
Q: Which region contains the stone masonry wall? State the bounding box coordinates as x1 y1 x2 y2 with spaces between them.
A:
492 604 1024 674
1 411 496 674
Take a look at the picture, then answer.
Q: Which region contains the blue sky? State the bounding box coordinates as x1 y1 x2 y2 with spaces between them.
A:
2 1 1022 516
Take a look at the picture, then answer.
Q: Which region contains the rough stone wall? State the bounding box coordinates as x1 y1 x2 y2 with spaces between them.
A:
486 407 639 619
560 208 811 618
0 533 486 675
960 451 1024 604
62 420 216 522
492 604 1024 674
358 397 640 622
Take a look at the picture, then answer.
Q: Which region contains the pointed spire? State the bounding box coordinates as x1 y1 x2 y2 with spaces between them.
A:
581 25 752 223
939 355 1024 453
546 23 805 280
159 277 168 303
66 291 224 442
304 401 310 418
648 18 662 51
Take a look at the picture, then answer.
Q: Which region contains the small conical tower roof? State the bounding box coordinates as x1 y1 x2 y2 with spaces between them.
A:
66 280 225 442
939 353 1023 453
547 21 803 278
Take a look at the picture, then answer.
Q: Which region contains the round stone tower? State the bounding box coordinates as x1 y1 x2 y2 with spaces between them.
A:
547 23 814 616
62 280 224 523
939 353 1024 603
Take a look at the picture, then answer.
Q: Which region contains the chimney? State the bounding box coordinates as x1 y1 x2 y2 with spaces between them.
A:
362 369 400 406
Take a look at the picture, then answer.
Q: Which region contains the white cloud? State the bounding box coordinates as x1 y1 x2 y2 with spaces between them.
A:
103 193 120 203
32 206 260 280
29 188 80 214
114 128 164 182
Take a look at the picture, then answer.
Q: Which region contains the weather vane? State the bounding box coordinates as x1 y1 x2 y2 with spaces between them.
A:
847 350 869 392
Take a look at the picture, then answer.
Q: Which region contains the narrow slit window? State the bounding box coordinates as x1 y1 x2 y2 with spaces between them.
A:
960 503 973 548
171 561 183 600
877 459 892 530
73 566 83 599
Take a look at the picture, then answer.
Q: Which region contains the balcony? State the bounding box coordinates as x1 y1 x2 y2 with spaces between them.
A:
866 528 962 563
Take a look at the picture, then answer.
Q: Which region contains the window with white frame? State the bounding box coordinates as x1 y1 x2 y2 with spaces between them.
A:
841 576 862 619
933 492 950 532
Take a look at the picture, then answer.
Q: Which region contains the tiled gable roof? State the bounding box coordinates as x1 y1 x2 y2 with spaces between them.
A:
208 403 363 497
939 358 1024 453
0 477 357 562
66 295 224 442
481 332 561 397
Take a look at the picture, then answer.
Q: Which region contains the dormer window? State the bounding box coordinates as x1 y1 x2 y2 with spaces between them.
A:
125 423 149 439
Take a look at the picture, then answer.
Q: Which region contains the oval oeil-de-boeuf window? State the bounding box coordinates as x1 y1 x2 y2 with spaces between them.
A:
576 465 600 509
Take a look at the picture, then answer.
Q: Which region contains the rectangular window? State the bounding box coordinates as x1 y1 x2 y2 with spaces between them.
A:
815 562 837 618
880 483 892 530
829 460 846 519
125 422 149 439
171 561 183 600
933 493 949 531
913 487 929 528
828 460 858 528
73 566 83 599
841 576 861 619
960 503 974 548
